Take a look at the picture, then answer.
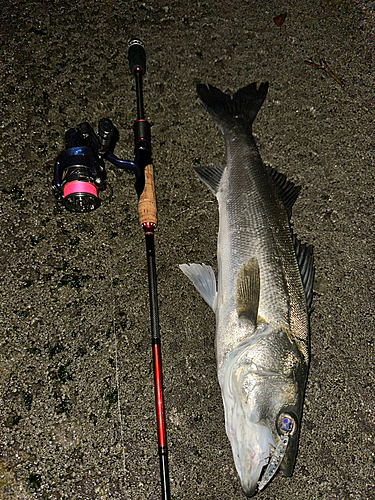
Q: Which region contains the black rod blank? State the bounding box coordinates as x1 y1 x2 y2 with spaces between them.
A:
128 39 171 500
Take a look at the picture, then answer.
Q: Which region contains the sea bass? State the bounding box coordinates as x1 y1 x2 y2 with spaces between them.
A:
180 83 314 496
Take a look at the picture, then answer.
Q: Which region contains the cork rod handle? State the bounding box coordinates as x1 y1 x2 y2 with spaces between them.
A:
138 164 157 227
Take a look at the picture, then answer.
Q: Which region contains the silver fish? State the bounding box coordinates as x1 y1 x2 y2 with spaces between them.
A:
180 83 314 496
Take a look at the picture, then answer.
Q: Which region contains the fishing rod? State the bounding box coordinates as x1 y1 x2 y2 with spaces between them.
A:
52 39 171 500
128 39 171 500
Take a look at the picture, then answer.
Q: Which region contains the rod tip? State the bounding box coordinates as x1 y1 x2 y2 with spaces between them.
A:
128 39 144 48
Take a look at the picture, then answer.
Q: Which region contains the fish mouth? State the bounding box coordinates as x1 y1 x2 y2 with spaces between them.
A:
231 424 292 496
226 409 299 496
225 418 274 496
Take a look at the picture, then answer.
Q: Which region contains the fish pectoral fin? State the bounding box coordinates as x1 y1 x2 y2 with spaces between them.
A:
235 258 260 327
179 263 217 311
194 165 225 195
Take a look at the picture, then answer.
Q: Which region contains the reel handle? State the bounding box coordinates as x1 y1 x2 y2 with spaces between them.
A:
138 164 157 228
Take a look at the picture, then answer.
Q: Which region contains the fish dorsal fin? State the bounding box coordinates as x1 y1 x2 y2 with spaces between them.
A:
194 165 225 195
179 263 217 311
266 166 301 216
235 258 260 327
293 235 315 313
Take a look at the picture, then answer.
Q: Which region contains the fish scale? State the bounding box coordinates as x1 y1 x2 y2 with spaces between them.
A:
224 131 309 359
180 82 314 496
219 141 303 355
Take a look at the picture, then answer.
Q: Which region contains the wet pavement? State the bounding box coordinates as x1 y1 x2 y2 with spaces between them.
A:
0 1 374 499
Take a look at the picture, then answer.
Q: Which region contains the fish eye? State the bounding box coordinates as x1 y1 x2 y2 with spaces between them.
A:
277 413 297 436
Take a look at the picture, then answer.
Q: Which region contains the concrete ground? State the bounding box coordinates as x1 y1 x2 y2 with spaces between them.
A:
0 1 373 499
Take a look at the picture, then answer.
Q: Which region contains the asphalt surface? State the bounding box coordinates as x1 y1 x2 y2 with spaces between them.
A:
0 1 374 499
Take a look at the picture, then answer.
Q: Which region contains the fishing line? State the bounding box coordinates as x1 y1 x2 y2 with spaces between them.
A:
103 243 127 486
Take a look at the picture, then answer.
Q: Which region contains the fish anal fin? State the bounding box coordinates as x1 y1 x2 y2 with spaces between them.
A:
236 258 260 327
194 165 225 195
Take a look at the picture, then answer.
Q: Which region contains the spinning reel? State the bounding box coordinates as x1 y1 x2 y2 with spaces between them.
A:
52 117 145 213
52 41 150 213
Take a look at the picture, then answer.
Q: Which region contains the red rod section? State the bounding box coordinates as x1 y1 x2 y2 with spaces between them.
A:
153 342 167 449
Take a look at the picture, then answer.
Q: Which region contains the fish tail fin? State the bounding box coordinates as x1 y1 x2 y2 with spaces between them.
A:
196 82 269 132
